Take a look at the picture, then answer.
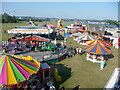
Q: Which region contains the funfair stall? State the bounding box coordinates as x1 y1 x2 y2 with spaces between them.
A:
7 26 53 35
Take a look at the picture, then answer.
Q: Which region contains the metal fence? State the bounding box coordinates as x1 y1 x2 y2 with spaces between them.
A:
37 48 67 62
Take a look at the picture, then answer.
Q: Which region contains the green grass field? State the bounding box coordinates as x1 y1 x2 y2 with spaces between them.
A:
1 21 118 88
2 22 28 41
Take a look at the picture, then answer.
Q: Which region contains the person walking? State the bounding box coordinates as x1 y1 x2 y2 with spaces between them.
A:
100 60 105 70
76 47 79 54
78 48 82 54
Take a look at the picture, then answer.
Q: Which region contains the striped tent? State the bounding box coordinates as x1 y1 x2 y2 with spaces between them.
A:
75 34 97 41
84 43 111 55
86 40 112 47
0 55 40 86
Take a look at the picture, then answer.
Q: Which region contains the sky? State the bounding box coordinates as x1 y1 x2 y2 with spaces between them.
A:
2 2 118 20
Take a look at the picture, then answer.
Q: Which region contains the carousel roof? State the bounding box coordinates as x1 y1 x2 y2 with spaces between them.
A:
0 55 40 86
75 34 98 41
84 43 111 55
86 40 112 47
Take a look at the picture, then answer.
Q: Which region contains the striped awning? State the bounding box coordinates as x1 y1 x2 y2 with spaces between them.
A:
84 43 111 55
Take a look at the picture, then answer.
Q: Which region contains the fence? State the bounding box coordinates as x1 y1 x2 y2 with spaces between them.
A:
37 48 67 62
2 41 9 46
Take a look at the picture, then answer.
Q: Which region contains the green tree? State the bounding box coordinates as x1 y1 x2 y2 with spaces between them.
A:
2 13 17 23
106 20 119 27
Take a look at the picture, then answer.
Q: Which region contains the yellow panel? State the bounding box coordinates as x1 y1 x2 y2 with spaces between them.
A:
6 56 17 85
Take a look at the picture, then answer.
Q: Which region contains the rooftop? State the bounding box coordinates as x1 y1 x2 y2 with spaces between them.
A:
15 26 48 29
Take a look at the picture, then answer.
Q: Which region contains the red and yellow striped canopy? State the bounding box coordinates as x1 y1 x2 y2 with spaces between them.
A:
84 43 111 55
86 40 112 47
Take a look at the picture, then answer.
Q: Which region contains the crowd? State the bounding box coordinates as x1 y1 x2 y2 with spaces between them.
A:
66 46 83 58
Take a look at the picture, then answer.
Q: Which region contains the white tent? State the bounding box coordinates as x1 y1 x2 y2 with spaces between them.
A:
71 32 84 40
71 32 84 37
112 38 119 48
75 35 98 43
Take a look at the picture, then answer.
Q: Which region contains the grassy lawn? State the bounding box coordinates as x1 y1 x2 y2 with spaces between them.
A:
2 22 28 41
1 22 118 88
51 37 118 88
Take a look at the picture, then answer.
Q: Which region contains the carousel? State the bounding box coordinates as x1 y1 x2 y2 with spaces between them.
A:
84 43 111 63
9 35 57 52
0 55 54 89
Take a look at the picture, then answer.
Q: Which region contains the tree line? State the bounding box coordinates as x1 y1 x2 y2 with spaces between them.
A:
1 13 119 27
106 20 119 27
1 13 44 23
1 13 17 23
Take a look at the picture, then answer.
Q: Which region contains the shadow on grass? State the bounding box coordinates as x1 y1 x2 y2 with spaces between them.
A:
105 54 114 61
104 63 107 68
80 51 85 55
50 64 72 89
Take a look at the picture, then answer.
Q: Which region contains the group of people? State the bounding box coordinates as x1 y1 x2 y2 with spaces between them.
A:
75 46 82 54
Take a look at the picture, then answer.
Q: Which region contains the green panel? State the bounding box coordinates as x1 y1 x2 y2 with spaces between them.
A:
0 59 5 74
8 58 26 82
45 59 58 63
36 46 42 50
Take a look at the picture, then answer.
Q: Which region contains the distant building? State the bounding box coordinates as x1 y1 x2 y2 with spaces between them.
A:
105 28 119 37
87 24 106 34
87 21 107 25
